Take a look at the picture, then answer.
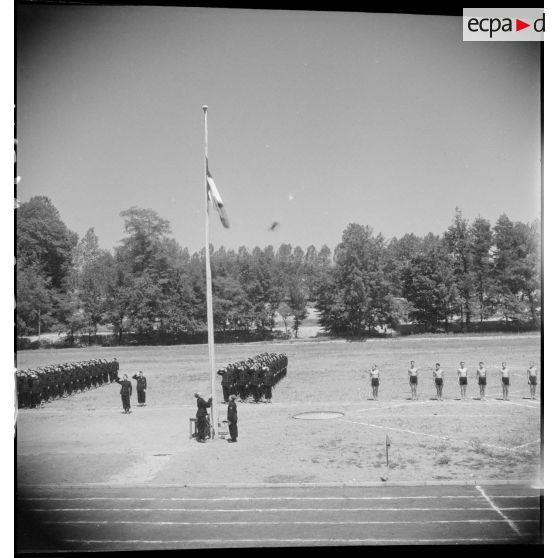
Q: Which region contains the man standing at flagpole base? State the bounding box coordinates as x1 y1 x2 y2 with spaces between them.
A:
194 392 212 443
226 394 238 442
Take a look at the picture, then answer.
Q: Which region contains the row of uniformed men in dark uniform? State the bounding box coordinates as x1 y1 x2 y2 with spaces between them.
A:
16 358 119 408
217 352 288 403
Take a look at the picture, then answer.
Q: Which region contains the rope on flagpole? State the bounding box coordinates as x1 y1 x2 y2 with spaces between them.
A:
203 104 216 440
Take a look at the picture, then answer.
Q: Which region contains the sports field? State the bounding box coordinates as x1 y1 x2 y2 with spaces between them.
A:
16 333 541 486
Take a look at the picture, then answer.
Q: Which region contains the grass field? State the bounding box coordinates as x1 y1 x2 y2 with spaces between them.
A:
16 334 542 486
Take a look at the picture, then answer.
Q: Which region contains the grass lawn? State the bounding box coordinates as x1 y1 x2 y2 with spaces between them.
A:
16 333 542 486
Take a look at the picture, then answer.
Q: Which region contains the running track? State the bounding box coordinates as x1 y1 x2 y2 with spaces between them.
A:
16 483 542 550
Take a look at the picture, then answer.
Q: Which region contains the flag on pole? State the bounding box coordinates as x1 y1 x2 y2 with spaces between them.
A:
386 435 391 448
206 165 230 228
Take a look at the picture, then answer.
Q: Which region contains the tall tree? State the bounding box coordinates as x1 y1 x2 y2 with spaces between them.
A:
16 261 55 336
402 235 458 331
213 276 254 333
443 208 474 330
319 224 389 336
470 217 496 323
384 233 424 297
493 215 540 324
117 207 172 275
288 283 309 338
69 228 117 337
17 196 78 289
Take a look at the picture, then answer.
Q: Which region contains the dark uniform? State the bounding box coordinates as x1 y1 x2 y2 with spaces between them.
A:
237 363 250 400
132 373 147 405
65 364 74 397
195 395 212 442
16 371 26 408
218 368 232 402
217 352 290 405
21 372 31 408
227 396 238 442
116 377 133 413
30 373 41 407
110 358 119 382
249 363 262 402
262 365 273 401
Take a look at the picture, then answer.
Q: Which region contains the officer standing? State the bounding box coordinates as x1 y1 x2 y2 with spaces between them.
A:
115 374 133 414
226 394 238 442
132 371 147 406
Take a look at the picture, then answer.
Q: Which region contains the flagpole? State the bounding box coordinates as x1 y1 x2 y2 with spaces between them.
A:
203 104 217 439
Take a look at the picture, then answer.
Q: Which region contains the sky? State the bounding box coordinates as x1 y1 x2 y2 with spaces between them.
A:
16 6 541 253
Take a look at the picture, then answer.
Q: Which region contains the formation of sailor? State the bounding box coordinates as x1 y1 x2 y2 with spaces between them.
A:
16 358 119 408
217 352 288 403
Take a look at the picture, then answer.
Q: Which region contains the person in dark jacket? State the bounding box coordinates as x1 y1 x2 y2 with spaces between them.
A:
226 394 238 442
217 368 231 403
116 374 133 414
194 392 212 442
132 371 147 406
262 365 273 402
30 372 42 408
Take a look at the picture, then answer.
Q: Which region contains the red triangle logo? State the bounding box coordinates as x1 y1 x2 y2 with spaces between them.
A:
516 19 530 31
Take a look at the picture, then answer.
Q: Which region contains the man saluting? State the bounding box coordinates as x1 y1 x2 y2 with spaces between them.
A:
132 371 147 406
115 374 133 414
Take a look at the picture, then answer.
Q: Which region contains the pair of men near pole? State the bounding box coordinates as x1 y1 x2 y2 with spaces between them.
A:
194 392 238 443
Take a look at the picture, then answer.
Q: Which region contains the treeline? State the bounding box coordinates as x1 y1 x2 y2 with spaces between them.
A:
318 215 540 336
16 196 540 344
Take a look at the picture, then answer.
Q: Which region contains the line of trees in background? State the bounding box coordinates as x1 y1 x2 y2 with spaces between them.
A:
16 196 540 346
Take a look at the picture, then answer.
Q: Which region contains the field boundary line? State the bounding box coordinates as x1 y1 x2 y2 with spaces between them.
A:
20 495 539 502
31 506 539 512
18 480 541 489
476 485 521 535
44 519 539 526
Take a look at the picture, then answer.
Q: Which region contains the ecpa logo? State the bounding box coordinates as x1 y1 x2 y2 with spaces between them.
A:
463 8 544 41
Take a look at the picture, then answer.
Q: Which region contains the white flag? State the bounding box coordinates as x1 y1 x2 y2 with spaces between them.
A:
206 166 230 228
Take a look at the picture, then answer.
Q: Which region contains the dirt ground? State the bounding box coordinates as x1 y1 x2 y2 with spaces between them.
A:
16 334 542 486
